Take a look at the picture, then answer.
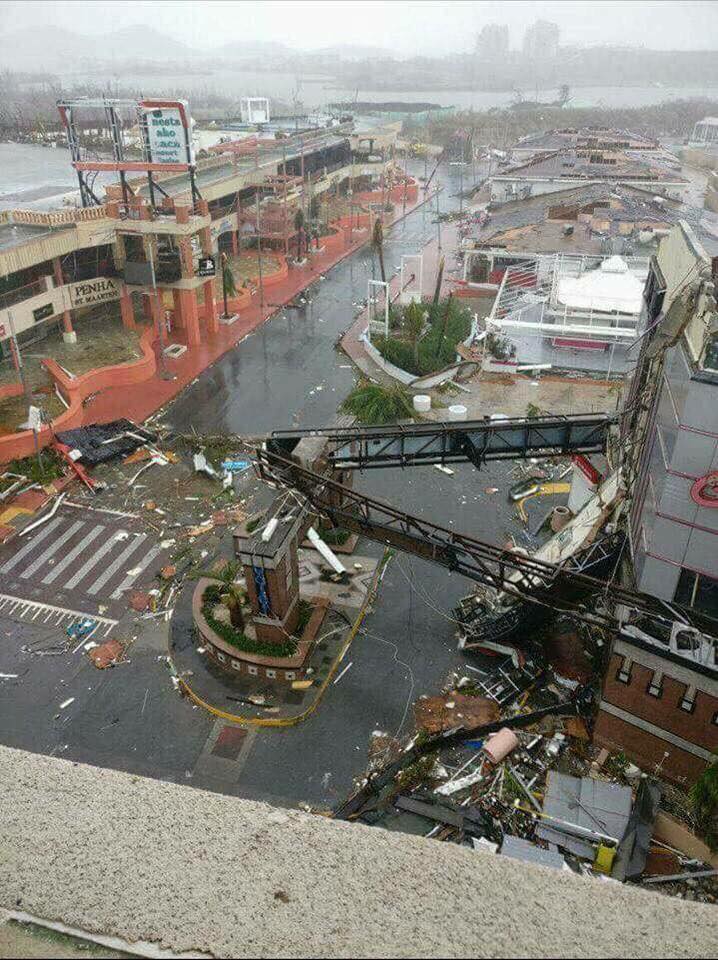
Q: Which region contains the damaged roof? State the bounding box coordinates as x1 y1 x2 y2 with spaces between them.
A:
514 127 660 154
496 148 687 184
469 183 703 255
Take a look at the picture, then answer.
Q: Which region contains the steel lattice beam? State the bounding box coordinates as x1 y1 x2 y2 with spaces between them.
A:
267 412 616 471
256 448 718 639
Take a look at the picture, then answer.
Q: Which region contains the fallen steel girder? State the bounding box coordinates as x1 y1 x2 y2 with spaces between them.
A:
457 533 624 648
333 698 582 821
255 448 718 639
267 412 616 471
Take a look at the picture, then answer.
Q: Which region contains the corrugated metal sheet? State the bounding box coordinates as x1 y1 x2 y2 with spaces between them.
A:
500 834 566 871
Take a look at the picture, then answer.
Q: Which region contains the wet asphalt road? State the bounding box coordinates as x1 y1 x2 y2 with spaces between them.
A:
163 164 520 808
167 194 441 435
1 163 512 806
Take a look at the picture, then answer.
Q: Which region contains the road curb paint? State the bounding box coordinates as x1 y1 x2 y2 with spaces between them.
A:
173 549 388 728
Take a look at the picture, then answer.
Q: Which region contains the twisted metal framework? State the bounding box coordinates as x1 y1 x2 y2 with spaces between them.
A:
255 447 718 640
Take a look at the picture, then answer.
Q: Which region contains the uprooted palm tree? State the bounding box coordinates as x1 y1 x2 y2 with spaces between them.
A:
371 218 387 284
220 252 237 318
216 559 246 631
341 380 416 424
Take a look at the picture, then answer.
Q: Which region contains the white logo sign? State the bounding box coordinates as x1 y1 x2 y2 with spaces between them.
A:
145 107 192 166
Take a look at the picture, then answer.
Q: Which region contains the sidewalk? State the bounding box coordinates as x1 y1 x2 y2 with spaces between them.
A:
79 189 434 430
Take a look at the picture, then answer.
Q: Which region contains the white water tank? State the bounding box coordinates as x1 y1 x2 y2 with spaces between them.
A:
413 394 431 413
448 404 467 421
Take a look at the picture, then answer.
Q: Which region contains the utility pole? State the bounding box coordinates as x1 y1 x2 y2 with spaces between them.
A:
7 307 42 468
436 182 442 253
282 141 289 258
255 189 265 312
403 145 408 215
6 308 32 409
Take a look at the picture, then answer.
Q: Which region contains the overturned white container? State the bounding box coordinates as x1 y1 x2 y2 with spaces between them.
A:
413 394 431 413
448 404 467 421
550 505 572 533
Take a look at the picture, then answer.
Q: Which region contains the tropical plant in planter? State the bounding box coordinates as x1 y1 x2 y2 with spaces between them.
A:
216 560 246 630
403 301 426 369
220 252 237 318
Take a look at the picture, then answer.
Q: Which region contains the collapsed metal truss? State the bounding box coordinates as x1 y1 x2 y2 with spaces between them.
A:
256 448 718 640
267 413 616 471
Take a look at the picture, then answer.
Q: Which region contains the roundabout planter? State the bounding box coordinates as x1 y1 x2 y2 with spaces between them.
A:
192 577 327 683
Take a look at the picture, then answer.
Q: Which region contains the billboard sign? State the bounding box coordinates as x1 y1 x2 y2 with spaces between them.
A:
143 101 193 167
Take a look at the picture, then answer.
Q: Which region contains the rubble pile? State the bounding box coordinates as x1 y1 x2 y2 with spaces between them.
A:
347 655 718 901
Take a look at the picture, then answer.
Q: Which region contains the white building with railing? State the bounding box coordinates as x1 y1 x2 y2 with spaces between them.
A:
470 250 650 377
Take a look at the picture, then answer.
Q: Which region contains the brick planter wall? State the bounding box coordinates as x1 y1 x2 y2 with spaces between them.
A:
0 325 158 465
192 578 328 683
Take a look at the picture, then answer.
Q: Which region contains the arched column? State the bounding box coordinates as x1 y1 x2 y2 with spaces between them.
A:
174 288 201 346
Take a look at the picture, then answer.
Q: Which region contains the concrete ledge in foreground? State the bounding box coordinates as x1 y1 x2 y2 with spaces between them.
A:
1 745 716 959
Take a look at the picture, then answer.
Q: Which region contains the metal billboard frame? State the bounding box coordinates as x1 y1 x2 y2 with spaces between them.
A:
57 97 200 209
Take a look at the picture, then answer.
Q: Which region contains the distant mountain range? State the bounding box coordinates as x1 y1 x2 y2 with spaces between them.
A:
0 25 391 73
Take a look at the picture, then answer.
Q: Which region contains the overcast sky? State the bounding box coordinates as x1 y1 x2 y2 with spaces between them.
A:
1 0 717 55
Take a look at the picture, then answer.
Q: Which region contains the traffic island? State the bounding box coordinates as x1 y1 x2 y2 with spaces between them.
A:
193 576 327 683
170 579 362 726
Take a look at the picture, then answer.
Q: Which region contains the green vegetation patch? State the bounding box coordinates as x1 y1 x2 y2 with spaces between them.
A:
341 381 416 424
372 297 472 377
202 582 298 658
318 521 352 546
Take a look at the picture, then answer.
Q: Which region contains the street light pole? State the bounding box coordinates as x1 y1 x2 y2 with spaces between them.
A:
255 189 265 312
6 308 32 408
436 183 442 254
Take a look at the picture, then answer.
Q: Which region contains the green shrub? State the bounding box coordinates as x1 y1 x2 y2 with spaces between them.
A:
373 297 472 376
318 523 352 546
691 756 718 850
295 598 314 635
341 381 416 424
201 585 298 658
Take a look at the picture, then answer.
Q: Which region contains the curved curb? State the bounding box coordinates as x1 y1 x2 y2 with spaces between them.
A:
173 550 388 728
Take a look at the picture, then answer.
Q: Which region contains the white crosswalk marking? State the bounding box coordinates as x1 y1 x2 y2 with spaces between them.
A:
20 521 84 580
0 507 167 605
110 544 164 599
87 534 148 596
0 516 64 573
42 524 105 585
63 532 125 591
